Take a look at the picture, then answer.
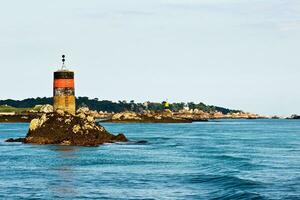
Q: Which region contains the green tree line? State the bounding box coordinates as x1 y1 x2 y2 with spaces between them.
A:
0 97 240 114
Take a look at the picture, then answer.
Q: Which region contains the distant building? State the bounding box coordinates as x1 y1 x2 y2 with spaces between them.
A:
163 100 170 110
0 112 15 116
183 104 189 111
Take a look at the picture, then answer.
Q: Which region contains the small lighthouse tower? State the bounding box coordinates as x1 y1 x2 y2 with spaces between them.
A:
53 55 76 115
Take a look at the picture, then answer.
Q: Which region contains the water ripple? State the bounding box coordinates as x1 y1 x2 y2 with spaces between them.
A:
1 119 300 199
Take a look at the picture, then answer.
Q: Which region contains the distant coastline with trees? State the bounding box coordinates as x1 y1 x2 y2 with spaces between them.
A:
0 97 241 114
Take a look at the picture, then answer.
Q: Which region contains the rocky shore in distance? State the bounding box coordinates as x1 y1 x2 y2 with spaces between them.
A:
99 109 265 123
0 104 52 123
0 114 38 123
286 114 300 119
6 109 128 146
0 104 268 123
105 110 197 123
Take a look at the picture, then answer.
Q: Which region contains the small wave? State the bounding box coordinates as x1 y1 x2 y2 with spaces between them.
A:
215 155 250 161
210 190 266 200
188 174 264 190
115 140 148 145
211 155 266 170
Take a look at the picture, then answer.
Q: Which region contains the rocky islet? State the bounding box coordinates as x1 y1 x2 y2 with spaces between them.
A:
6 109 128 146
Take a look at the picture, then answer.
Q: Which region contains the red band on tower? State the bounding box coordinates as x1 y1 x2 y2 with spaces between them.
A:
54 79 75 88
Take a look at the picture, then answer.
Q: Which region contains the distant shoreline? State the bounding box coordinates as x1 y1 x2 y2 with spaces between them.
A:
0 102 298 123
0 114 38 123
0 112 275 124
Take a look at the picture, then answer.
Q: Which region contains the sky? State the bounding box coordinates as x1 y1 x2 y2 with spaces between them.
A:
0 0 299 116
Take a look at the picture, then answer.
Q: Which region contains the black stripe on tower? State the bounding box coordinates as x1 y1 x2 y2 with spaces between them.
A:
54 71 74 79
54 88 75 96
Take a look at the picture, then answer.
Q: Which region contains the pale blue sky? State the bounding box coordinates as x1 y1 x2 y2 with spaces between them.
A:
0 0 299 116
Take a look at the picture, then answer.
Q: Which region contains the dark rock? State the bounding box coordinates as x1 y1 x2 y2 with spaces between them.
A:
7 113 128 146
287 114 300 119
5 138 26 143
135 140 148 144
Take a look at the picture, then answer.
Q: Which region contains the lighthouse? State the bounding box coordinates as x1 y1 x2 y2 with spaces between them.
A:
53 55 76 115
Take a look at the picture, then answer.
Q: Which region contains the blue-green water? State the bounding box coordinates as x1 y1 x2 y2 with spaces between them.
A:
0 120 300 199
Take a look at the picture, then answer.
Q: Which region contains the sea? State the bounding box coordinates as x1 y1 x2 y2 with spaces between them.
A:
0 119 300 200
